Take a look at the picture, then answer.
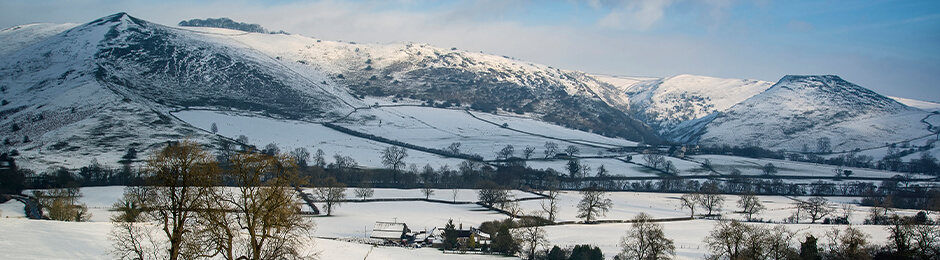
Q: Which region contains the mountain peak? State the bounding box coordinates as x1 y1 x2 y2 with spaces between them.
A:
670 73 926 151
777 74 847 88
768 75 906 110
82 12 147 30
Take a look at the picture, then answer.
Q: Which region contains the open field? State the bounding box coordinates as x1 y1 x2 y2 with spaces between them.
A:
1 186 932 260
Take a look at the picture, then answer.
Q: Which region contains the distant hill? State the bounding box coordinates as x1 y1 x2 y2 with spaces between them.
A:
666 75 931 151
178 17 268 33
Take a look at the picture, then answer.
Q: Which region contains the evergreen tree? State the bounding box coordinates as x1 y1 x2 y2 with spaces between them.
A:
800 235 820 260
570 244 603 260
546 245 566 260
443 219 458 250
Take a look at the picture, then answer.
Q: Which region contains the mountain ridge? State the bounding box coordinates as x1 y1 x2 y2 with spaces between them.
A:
0 13 660 169
666 75 929 151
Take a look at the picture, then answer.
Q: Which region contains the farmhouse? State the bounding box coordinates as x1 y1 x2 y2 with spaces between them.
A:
370 221 411 243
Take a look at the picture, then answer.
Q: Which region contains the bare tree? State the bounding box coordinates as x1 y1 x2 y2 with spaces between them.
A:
840 204 855 223
477 180 509 207
315 177 346 216
825 225 871 259
109 186 154 260
543 142 559 158
421 185 435 200
381 146 408 171
109 220 155 260
565 145 580 157
497 144 515 160
210 122 218 134
800 196 832 224
737 193 765 221
354 184 374 201
331 154 358 170
680 193 701 218
643 153 666 170
576 188 612 223
515 215 550 260
579 164 592 178
765 225 799 260
290 147 310 167
503 199 522 221
704 220 750 260
522 146 536 160
909 220 940 258
697 184 725 217
451 188 460 203
112 140 221 260
540 186 560 222
663 161 679 175
446 142 462 155
617 213 675 260
313 149 326 168
206 152 314 260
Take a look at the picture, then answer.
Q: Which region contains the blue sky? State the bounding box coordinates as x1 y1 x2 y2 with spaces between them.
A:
2 0 938 101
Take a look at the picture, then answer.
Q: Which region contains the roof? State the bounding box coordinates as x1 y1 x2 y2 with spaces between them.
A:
371 222 409 240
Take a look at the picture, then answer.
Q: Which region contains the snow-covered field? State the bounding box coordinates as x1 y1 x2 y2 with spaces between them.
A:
525 157 659 178
174 110 469 169
336 106 634 160
2 186 929 260
689 154 932 180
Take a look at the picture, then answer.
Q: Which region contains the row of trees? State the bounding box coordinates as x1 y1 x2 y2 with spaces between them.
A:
701 218 940 260
109 140 314 260
503 208 939 260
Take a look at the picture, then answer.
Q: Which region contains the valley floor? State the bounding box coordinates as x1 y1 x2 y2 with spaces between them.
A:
1 187 926 260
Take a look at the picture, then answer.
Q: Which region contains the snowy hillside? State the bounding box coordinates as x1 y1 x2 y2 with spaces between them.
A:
0 13 669 170
214 28 659 142
670 75 933 151
0 23 77 57
613 74 773 134
0 13 364 168
892 96 940 111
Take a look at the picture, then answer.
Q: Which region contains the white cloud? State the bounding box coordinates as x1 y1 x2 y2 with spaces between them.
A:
590 0 676 31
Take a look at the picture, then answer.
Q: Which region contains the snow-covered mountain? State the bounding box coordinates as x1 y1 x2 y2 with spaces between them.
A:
667 75 932 151
0 13 663 169
0 23 77 57
239 33 658 141
0 13 364 168
2 12 933 170
590 74 773 134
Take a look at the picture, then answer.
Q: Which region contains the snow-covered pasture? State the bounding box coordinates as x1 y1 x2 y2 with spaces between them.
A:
174 110 468 169
525 157 659 178
303 188 541 203
688 154 932 179
1 186 933 260
335 106 634 160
